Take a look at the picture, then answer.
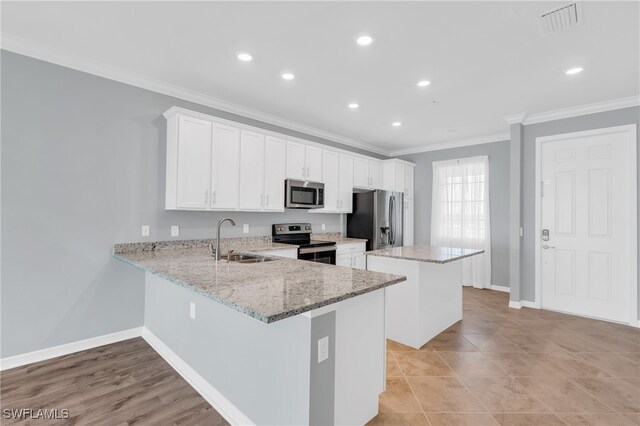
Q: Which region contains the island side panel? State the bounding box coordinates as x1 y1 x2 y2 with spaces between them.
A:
144 272 312 425
367 256 421 348
333 288 386 425
417 260 463 345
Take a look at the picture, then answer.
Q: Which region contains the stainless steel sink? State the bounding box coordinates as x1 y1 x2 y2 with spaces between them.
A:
221 253 274 264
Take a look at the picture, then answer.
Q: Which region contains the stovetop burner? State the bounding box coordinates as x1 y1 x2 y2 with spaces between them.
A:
272 223 336 248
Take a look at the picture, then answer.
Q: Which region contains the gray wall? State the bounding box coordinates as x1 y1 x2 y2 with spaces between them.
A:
519 107 640 318
0 51 380 357
399 141 511 287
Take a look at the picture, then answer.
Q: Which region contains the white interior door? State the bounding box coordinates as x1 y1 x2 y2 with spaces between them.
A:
539 125 637 323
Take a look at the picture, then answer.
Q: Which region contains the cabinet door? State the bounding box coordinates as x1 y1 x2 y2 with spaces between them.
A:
176 115 212 209
211 124 240 209
353 157 370 188
404 198 414 246
239 130 265 210
264 136 286 211
286 141 306 180
320 150 340 212
336 254 352 268
395 163 406 193
369 160 383 189
305 145 323 182
352 254 367 270
338 154 354 212
404 165 414 199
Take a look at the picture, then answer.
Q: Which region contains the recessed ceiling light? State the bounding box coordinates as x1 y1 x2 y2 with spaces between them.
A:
417 80 431 87
565 67 583 75
348 103 359 109
236 52 253 62
392 121 402 127
355 34 374 46
281 72 295 80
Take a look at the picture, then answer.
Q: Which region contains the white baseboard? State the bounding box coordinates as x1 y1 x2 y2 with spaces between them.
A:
630 319 640 328
141 327 254 426
489 285 510 293
521 300 541 309
0 327 143 371
508 301 522 309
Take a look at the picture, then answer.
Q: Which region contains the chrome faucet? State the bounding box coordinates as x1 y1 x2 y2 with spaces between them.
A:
214 217 236 261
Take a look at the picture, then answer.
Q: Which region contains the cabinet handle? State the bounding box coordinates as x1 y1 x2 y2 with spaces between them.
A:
204 191 209 205
307 167 310 178
212 190 216 204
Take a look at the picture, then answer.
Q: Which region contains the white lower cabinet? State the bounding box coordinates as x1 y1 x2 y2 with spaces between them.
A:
336 242 367 269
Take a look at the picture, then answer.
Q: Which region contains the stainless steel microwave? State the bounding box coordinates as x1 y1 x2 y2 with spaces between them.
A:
285 179 324 209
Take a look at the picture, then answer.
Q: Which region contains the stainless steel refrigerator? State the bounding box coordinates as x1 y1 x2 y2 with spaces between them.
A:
347 190 404 251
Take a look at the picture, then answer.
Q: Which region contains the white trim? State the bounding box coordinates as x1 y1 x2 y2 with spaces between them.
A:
524 96 640 125
508 301 522 309
630 320 640 329
0 35 389 157
141 327 254 426
504 112 527 125
489 284 510 293
521 300 540 309
534 124 638 325
0 327 143 371
388 132 510 157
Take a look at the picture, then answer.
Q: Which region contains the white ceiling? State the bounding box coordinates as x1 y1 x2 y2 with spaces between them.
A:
2 1 639 154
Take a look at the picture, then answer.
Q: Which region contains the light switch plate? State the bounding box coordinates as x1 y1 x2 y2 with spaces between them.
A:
318 336 329 363
243 224 249 234
321 224 326 231
171 225 180 237
141 225 150 237
520 227 524 237
190 302 196 320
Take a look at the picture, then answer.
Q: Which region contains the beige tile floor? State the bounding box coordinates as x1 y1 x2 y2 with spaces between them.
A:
368 288 640 426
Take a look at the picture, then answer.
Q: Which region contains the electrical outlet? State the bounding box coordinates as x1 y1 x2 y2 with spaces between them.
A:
520 227 524 237
171 225 180 237
243 224 249 234
321 224 326 231
190 302 196 320
141 225 150 237
318 336 329 363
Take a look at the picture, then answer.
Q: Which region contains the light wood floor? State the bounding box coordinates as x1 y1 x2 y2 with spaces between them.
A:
368 287 640 426
1 338 228 425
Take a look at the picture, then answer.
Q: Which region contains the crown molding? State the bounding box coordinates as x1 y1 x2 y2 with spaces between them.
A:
1 35 390 157
504 112 527 125
523 95 640 125
389 132 510 157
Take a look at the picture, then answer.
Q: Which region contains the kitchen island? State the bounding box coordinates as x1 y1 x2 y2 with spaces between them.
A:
367 245 483 349
114 238 405 426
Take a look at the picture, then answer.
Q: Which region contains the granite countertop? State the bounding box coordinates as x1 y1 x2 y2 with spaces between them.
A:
113 236 298 254
366 245 484 264
312 233 368 245
114 240 405 323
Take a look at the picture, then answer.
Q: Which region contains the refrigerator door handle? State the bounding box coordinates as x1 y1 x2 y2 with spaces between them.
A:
389 195 395 245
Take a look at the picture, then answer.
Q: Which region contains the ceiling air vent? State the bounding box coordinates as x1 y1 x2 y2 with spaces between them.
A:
539 2 583 35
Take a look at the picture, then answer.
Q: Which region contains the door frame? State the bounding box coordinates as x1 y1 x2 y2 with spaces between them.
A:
534 124 638 325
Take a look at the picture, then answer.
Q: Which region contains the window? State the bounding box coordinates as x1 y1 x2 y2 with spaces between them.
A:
431 156 492 287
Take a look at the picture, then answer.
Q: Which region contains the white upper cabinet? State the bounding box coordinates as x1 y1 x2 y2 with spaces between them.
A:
263 136 286 211
354 157 383 190
338 154 354 212
319 150 340 212
211 124 240 210
239 130 266 210
172 115 212 210
305 145 323 182
383 159 415 195
286 141 323 182
240 134 286 212
286 141 306 180
404 163 414 199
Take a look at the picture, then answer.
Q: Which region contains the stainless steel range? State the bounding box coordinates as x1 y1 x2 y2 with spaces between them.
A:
272 223 337 265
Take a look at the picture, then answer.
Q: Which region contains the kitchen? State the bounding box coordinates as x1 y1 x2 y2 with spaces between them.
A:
2 2 639 426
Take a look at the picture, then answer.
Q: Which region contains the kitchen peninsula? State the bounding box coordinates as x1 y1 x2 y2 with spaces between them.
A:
114 238 405 426
367 245 483 349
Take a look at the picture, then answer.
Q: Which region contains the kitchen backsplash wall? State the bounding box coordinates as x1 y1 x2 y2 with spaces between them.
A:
0 51 364 357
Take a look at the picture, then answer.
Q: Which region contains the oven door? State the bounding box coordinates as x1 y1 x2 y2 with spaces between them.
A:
298 246 337 265
285 179 324 209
